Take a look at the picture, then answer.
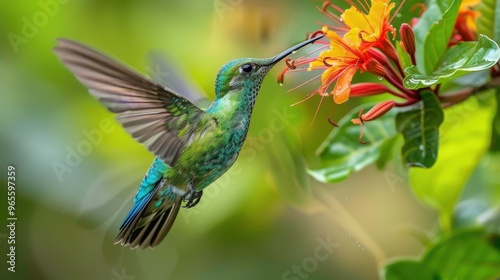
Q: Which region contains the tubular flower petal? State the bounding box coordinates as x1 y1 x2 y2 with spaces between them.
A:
351 100 396 124
350 83 392 97
333 65 357 104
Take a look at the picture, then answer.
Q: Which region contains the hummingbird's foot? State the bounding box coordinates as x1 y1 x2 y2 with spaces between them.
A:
185 191 202 208
182 185 203 208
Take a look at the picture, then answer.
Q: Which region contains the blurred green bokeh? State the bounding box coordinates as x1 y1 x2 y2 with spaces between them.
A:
0 0 435 279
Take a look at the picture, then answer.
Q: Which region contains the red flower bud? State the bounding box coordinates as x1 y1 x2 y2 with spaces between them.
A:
400 23 416 65
365 60 387 77
351 100 396 124
350 83 391 97
381 38 399 63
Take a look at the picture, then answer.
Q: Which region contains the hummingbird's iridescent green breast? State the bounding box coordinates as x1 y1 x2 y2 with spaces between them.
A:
169 57 274 191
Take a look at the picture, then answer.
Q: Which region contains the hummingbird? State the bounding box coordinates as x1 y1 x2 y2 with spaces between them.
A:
53 34 324 249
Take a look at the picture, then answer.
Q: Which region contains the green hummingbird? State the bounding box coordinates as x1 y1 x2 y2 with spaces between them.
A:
53 34 324 249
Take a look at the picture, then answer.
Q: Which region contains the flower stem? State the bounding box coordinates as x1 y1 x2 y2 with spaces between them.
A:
383 72 417 99
367 49 417 99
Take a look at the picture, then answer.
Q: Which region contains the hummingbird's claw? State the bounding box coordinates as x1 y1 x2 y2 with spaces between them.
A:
182 185 203 208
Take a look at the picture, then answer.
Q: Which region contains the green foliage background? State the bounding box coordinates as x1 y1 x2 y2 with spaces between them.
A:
3 0 497 279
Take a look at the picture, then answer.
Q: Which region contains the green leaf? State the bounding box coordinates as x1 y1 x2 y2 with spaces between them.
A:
308 103 398 183
396 91 444 168
382 260 438 280
409 94 496 230
476 0 500 43
404 35 500 89
383 229 500 280
413 0 460 74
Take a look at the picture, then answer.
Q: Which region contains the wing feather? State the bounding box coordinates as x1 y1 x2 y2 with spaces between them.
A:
148 52 211 108
53 38 217 166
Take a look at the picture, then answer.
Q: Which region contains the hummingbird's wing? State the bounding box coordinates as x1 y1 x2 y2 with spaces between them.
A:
148 52 211 109
53 39 218 167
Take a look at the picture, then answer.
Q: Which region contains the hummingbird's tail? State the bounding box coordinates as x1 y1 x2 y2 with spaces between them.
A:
115 181 182 249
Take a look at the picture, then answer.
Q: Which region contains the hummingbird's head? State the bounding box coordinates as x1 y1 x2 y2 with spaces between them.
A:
214 34 325 100
214 58 275 99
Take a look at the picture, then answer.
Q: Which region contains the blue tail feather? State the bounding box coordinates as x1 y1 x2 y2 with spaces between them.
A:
119 157 167 230
134 157 168 202
116 157 182 249
119 190 154 231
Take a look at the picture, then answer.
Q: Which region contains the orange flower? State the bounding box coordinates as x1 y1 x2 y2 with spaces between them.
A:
454 0 480 41
308 28 371 104
278 0 415 126
307 0 399 104
341 0 396 50
458 0 480 31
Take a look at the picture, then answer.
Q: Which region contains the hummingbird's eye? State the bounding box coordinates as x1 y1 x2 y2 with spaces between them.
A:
240 63 254 73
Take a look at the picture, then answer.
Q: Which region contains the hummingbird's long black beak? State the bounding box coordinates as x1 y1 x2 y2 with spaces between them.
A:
268 34 325 65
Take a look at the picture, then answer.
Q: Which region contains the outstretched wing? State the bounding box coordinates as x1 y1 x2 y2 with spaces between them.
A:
53 39 218 166
148 51 211 109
